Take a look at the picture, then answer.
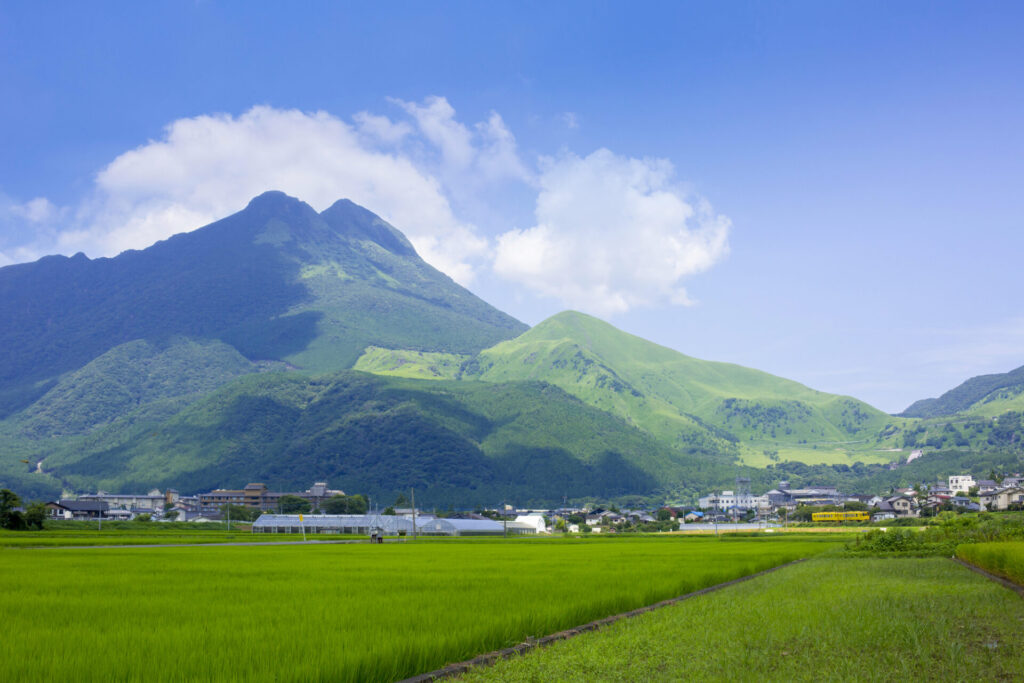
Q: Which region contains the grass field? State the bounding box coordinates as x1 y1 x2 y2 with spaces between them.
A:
958 541 1024 586
0 535 833 682
461 556 1024 682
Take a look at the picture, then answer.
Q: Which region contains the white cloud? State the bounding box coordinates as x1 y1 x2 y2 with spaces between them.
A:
26 106 489 284
493 149 731 315
392 96 531 185
352 111 413 145
561 112 580 129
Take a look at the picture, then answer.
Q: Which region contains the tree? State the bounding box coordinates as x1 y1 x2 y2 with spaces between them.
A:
382 506 396 515
656 508 673 522
323 494 368 515
135 513 152 523
0 489 24 530
394 493 410 508
24 502 47 530
164 510 179 521
278 495 311 514
220 503 259 522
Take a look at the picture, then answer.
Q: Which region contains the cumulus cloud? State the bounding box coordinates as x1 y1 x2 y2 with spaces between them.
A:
493 149 730 315
1 99 732 314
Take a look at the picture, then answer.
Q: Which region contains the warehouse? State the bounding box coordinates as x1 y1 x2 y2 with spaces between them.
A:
252 513 415 535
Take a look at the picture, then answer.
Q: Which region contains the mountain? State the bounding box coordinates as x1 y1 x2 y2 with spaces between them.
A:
0 192 526 418
901 364 1024 418
357 311 907 468
7 192 1017 505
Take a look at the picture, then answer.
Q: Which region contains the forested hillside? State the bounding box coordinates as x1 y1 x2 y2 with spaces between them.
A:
16 371 747 507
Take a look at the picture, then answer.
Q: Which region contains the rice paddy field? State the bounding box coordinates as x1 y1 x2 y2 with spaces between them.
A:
461 556 1024 682
958 541 1024 586
0 522 362 548
0 535 834 682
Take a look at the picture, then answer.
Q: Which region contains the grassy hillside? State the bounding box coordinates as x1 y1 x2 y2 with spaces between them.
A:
374 311 907 465
20 370 750 506
353 346 468 380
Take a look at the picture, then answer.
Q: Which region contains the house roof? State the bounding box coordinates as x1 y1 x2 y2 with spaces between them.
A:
56 499 109 512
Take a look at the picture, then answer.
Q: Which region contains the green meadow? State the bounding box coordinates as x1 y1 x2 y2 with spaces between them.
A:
462 556 1024 682
0 536 832 682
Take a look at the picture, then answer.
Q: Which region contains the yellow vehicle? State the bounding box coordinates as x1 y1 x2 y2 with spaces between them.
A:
811 510 870 523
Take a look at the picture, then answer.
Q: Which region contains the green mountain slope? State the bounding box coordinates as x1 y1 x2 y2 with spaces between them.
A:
358 311 908 466
16 338 259 439
0 192 525 417
26 370 739 507
901 364 1024 418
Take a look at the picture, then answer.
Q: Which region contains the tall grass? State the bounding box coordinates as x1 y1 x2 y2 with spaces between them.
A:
957 541 1024 585
0 536 831 682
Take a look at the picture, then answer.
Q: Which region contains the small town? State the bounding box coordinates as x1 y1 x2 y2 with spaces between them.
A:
39 471 1024 537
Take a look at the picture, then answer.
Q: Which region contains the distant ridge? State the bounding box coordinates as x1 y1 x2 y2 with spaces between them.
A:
901 363 1024 418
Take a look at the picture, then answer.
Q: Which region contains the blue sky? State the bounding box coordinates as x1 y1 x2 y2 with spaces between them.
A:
2 1 1023 412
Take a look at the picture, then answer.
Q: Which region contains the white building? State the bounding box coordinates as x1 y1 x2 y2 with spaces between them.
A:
698 490 769 511
948 475 976 495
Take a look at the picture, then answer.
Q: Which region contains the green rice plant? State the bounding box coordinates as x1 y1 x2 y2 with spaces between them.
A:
0 536 831 682
462 556 1024 682
957 541 1024 585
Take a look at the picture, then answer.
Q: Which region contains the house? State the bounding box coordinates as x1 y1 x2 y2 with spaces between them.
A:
883 495 919 518
567 524 580 533
48 499 109 520
950 496 982 512
683 511 704 523
979 486 1024 511
976 480 999 494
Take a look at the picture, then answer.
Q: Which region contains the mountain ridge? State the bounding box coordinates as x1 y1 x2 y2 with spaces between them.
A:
901 363 1024 418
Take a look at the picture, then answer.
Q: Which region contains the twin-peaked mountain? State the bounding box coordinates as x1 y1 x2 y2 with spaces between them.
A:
4 192 1007 505
0 191 525 418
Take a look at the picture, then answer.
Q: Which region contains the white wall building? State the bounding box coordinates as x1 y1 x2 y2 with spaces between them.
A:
698 490 769 511
948 475 976 495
